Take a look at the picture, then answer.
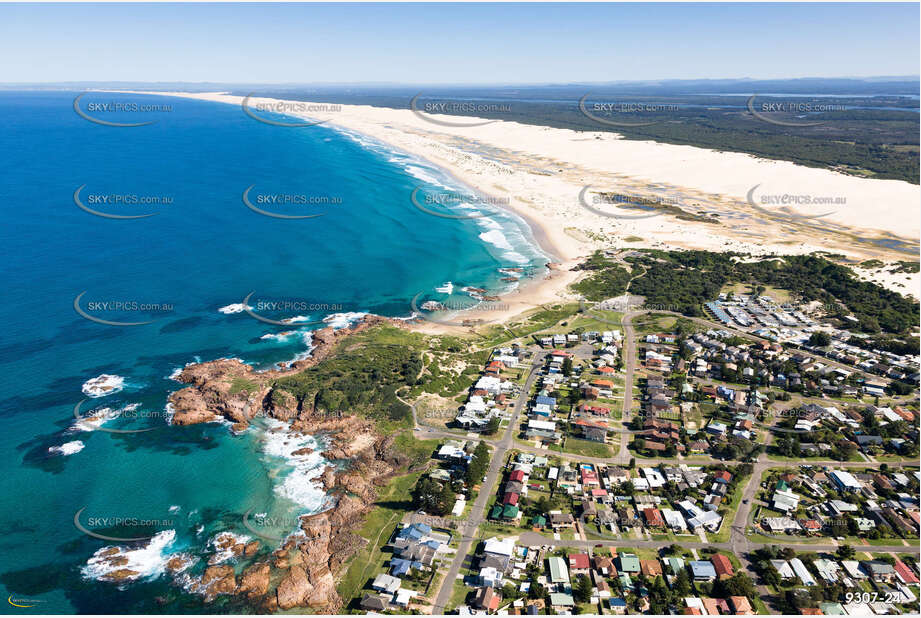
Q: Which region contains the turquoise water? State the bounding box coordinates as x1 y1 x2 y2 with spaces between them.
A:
0 91 547 613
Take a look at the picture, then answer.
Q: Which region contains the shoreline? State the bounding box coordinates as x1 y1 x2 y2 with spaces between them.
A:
107 90 920 310
163 315 410 611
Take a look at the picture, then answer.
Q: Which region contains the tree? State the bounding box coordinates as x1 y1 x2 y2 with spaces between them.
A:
673 569 692 596
573 574 593 603
484 416 500 435
715 572 755 599
628 457 636 470
807 332 831 347
761 564 781 587
648 577 669 613
562 357 573 377
835 544 856 560
828 518 849 538
465 441 490 486
411 478 453 515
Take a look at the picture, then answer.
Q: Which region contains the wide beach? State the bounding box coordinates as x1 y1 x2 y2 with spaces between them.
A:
126 90 921 326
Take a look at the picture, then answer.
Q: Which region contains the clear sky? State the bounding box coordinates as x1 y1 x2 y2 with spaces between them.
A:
2 3 918 84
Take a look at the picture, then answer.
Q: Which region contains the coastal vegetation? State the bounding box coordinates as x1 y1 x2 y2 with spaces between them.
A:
573 249 920 335
279 87 920 183
272 325 425 425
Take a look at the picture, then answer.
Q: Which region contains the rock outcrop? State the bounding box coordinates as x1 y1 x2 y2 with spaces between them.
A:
167 315 400 429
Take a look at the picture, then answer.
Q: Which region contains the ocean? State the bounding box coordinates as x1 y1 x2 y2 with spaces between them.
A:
0 91 547 613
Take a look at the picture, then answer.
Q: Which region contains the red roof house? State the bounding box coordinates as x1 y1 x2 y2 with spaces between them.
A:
894 559 919 584
642 507 664 528
711 554 734 580
568 553 591 571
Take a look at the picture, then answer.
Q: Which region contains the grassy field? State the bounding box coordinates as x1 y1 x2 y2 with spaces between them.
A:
336 470 422 606
336 432 440 607
560 436 616 458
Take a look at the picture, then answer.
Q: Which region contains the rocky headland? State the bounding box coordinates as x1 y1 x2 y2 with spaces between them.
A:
163 316 415 612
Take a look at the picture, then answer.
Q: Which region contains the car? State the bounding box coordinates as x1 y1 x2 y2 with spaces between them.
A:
743 499 749 504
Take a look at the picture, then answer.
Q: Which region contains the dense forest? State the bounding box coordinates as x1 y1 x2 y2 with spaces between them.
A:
258 87 920 183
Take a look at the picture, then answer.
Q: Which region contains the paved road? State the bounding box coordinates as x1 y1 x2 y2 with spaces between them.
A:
414 304 914 613
615 311 638 465
431 352 547 613
515 530 919 555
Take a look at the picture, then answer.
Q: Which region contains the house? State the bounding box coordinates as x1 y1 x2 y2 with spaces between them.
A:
643 507 665 528
640 559 663 577
791 558 817 586
662 508 688 532
593 555 616 576
840 561 867 580
608 597 628 614
390 557 424 577
393 589 417 608
710 554 734 580
772 488 801 513
820 602 846 615
894 559 919 584
664 557 686 576
360 593 389 612
581 404 611 416
473 586 501 612
548 556 570 584
829 470 862 493
864 561 896 583
568 553 590 573
728 596 755 615
549 592 575 609
618 553 641 574
371 573 401 594
549 512 575 529
479 566 503 588
689 561 717 581
572 419 609 442
769 560 795 579
702 597 726 616
813 559 840 583
687 510 722 533
526 419 561 442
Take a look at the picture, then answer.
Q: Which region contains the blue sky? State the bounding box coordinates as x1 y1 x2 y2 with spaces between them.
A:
1 3 918 83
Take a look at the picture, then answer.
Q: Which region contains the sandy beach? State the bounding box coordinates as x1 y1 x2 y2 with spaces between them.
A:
118 91 921 330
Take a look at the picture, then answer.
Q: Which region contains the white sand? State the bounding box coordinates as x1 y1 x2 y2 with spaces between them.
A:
113 91 921 318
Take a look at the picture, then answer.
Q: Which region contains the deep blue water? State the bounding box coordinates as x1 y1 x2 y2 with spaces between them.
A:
0 91 547 613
